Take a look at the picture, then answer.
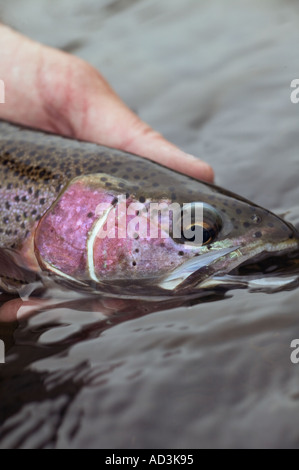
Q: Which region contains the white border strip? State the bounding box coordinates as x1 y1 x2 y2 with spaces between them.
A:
0 80 5 104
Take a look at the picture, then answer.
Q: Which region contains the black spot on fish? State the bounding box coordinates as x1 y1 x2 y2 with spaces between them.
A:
254 231 262 238
243 222 250 228
236 208 242 215
87 212 93 218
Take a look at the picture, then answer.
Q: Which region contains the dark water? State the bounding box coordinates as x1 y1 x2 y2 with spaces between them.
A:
1 0 299 449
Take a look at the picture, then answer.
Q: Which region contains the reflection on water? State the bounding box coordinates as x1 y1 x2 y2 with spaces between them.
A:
1 261 299 448
0 289 228 448
1 0 299 449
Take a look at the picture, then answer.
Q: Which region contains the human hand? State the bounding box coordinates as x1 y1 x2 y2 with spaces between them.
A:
0 24 213 182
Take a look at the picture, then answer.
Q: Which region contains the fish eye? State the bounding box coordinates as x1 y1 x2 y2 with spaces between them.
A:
171 202 222 246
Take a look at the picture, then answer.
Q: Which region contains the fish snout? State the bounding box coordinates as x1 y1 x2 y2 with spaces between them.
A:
258 210 299 253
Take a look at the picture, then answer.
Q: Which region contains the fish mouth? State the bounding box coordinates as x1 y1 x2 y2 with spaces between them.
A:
158 236 299 292
231 238 299 279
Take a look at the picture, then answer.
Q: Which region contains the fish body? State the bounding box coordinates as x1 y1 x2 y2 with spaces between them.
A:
0 121 298 297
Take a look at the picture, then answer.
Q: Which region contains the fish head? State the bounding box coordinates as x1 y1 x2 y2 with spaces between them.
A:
34 170 299 297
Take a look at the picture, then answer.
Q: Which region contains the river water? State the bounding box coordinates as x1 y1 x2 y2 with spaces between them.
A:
1 0 299 449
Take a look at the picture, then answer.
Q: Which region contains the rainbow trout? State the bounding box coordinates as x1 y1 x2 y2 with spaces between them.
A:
0 120 298 297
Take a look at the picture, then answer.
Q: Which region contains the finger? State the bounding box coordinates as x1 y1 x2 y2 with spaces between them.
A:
0 298 48 322
38 53 214 183
0 27 214 183
71 70 214 182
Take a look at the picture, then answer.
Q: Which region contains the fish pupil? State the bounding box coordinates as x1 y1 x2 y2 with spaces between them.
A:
202 228 211 244
187 226 212 244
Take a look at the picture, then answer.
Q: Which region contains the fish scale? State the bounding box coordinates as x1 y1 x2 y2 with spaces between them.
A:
0 120 298 297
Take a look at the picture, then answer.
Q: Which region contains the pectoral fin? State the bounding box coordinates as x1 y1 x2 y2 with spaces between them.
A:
0 248 40 294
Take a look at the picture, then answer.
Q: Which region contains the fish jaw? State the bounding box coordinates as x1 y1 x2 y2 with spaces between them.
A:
158 222 299 293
